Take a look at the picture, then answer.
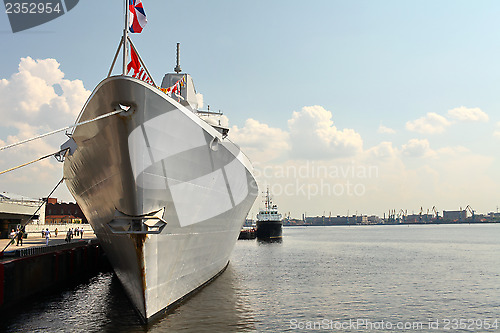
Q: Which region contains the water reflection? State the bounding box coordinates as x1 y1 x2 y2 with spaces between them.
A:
0 264 257 333
148 265 256 332
257 238 283 244
0 272 140 333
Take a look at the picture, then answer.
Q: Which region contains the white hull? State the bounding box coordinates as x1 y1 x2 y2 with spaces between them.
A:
63 76 257 321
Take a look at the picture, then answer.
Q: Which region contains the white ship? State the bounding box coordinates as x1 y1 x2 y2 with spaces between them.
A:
61 2 257 322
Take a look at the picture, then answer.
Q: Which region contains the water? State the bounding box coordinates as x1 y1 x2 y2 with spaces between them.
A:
1 224 499 332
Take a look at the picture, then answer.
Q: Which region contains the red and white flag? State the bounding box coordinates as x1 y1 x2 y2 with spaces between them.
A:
127 45 140 75
129 0 147 33
127 46 152 84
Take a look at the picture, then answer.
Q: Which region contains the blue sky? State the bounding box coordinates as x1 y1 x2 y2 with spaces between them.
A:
1 1 499 217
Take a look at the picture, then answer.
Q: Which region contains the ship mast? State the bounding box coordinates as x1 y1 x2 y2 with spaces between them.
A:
122 0 129 75
265 187 270 210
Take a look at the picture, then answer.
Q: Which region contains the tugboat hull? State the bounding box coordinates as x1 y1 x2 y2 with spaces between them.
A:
256 220 282 239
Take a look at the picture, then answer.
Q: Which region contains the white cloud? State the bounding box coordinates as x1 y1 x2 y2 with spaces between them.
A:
18 57 64 86
219 115 229 127
196 93 204 109
288 105 363 159
430 153 496 209
494 122 500 138
230 105 364 162
405 112 451 134
378 125 396 134
447 106 489 122
406 107 489 135
229 113 496 218
0 57 91 199
230 118 289 162
436 145 470 155
366 141 398 160
401 138 436 158
0 57 89 131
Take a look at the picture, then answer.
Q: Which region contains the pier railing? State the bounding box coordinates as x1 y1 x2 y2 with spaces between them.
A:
6 239 99 258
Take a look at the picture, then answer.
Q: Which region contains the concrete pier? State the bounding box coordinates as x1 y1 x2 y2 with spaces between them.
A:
0 232 109 308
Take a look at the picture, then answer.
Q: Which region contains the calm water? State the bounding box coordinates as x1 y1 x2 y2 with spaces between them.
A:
1 224 499 332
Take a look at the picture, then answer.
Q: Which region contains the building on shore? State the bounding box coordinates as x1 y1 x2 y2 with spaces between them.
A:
269 208 499 227
405 214 434 223
0 192 45 238
305 215 351 225
45 198 87 224
0 194 90 238
488 212 500 221
443 210 467 222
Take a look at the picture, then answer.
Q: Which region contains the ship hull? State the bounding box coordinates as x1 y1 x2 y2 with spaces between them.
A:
256 220 283 239
63 76 257 321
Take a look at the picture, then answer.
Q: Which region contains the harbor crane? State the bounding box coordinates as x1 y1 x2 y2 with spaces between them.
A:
432 206 439 221
397 209 407 223
465 205 475 222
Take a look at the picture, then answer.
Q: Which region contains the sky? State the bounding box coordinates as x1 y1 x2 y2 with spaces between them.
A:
0 0 499 218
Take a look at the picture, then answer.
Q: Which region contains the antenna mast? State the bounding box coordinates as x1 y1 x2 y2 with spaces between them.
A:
265 187 271 210
174 42 182 73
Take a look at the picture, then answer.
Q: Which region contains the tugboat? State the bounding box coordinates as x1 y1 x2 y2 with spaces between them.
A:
256 188 282 240
238 218 256 239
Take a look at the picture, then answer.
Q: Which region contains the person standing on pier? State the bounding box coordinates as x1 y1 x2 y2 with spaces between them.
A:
9 229 16 245
45 228 50 246
16 227 23 246
65 228 72 243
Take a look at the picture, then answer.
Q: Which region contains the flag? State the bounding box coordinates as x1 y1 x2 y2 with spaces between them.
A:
159 77 184 97
129 0 147 33
127 46 141 76
126 43 153 86
136 68 144 79
171 83 178 95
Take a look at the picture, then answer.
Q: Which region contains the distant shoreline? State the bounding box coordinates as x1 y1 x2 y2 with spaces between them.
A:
284 221 500 227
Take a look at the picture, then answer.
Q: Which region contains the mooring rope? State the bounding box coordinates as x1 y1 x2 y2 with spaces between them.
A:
0 108 124 152
0 108 126 251
0 148 69 176
1 177 65 253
